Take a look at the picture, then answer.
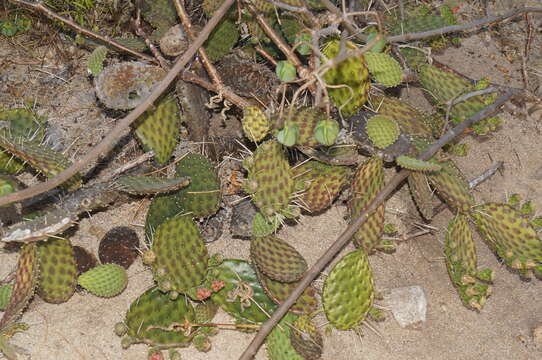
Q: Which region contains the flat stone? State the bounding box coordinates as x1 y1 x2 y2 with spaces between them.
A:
385 285 427 329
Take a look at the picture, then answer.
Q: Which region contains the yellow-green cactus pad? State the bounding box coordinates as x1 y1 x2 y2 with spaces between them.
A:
365 115 400 149
364 52 403 87
37 238 77 304
396 155 442 172
428 159 474 213
371 95 433 136
242 106 270 142
265 313 305 360
78 264 128 298
134 94 180 164
323 249 374 330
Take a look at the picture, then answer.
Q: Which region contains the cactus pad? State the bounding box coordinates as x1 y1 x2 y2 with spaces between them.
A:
364 52 403 87
151 215 209 298
244 140 295 219
371 95 433 136
204 19 239 63
348 157 386 252
323 249 374 330
472 203 542 278
242 107 270 142
290 315 323 360
365 115 401 149
37 238 77 304
145 193 183 244
408 171 436 220
266 313 305 360
134 95 180 164
293 161 352 213
78 264 128 298
121 287 195 348
250 235 307 282
87 46 107 76
209 259 277 324
445 214 493 310
115 175 190 195
396 155 442 172
428 159 474 213
175 154 221 217
258 272 318 315
0 285 12 311
322 39 370 116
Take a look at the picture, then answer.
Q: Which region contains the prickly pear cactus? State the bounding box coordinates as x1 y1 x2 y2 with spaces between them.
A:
293 160 352 213
0 133 82 190
37 238 77 304
323 249 374 330
364 52 403 87
396 155 441 172
371 95 433 136
444 214 493 310
134 94 180 164
408 171 436 221
145 193 183 244
139 0 177 31
257 271 318 315
427 159 474 213
244 140 295 220
365 115 401 149
175 154 221 217
115 175 190 195
87 46 107 76
472 203 542 278
150 215 209 298
250 235 307 283
290 315 323 360
0 244 38 330
242 106 270 142
265 313 305 360
204 19 239 63
348 156 386 253
119 287 195 349
252 212 281 237
281 107 332 147
323 39 370 116
209 259 277 324
77 264 128 298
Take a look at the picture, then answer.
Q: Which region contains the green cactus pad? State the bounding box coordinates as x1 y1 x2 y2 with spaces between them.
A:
365 115 401 149
242 106 270 142
396 155 442 172
134 94 180 164
175 154 221 217
265 313 305 360
77 264 128 298
122 287 195 348
290 315 323 360
87 46 107 76
144 193 184 244
139 0 177 30
322 39 370 116
445 214 493 310
0 285 12 311
252 212 281 237
472 203 542 278
0 133 81 190
37 238 77 304
323 249 374 330
408 171 436 220
0 244 38 329
258 272 318 315
364 52 403 87
151 215 209 297
250 235 307 283
283 107 331 148
210 259 277 324
293 161 352 213
204 19 239 63
115 175 190 195
245 140 295 220
348 157 386 252
371 95 433 136
428 159 474 213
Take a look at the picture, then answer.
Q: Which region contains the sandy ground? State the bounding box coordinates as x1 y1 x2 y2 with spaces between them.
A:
1 2 542 360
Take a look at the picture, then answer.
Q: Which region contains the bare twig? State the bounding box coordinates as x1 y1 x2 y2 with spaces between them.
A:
266 0 311 14
132 9 170 69
521 13 533 89
180 71 252 108
8 0 157 64
0 0 237 207
388 7 542 42
239 88 519 359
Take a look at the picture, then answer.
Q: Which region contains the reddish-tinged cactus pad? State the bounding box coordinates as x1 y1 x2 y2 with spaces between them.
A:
250 235 307 283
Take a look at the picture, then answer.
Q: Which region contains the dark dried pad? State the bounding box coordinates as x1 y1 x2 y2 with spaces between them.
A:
98 227 140 269
73 245 98 275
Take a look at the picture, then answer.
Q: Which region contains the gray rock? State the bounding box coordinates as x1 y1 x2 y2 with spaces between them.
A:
385 285 427 329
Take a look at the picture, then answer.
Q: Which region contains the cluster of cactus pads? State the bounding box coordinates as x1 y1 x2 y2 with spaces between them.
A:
1 1 542 359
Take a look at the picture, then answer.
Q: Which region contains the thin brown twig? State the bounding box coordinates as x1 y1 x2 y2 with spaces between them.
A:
521 13 533 90
180 71 252 108
239 88 519 359
172 0 224 88
0 0 237 207
8 0 158 64
132 9 170 69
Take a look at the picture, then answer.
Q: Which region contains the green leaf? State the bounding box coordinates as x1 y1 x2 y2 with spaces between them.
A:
295 32 312 56
367 32 387 53
314 119 339 146
276 61 297 83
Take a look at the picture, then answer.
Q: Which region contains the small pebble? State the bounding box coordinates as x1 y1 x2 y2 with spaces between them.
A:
533 323 542 344
385 285 427 329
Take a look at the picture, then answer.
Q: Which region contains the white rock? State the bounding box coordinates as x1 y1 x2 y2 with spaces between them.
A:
385 285 427 329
